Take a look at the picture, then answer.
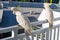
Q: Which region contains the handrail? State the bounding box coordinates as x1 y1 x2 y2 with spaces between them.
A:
31 17 60 25
1 24 60 40
0 17 60 33
0 12 60 40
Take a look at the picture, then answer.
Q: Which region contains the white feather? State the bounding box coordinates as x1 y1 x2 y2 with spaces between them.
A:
14 11 32 34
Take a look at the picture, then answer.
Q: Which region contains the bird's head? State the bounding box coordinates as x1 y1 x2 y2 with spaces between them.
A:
11 7 20 15
44 3 49 8
44 0 52 8
44 3 51 9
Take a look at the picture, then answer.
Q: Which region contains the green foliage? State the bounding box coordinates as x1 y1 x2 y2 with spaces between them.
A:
32 26 40 30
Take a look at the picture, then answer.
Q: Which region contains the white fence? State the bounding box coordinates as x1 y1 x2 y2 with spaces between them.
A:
0 17 60 40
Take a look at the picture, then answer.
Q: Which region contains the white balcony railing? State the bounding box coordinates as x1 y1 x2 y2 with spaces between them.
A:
0 16 60 40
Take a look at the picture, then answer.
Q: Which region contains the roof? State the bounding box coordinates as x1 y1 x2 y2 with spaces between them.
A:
2 2 58 9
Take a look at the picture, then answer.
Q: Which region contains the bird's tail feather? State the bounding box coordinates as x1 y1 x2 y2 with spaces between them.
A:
18 25 32 35
49 23 53 30
25 28 32 35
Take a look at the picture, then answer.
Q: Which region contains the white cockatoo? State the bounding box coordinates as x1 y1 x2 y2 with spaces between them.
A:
44 3 54 30
30 10 34 15
0 2 3 8
12 7 32 34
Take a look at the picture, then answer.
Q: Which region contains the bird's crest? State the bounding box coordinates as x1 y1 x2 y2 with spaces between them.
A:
13 5 20 11
44 3 50 9
44 0 52 7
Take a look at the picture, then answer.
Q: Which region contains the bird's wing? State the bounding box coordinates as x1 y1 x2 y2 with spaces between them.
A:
21 15 32 30
16 13 32 34
45 9 53 30
45 9 53 22
23 15 32 34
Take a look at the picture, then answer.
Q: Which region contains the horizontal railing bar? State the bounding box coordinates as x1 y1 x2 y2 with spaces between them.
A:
17 24 60 39
0 24 60 40
0 25 18 33
31 17 60 25
0 17 60 33
0 37 14 40
32 24 60 34
0 16 60 40
17 33 25 39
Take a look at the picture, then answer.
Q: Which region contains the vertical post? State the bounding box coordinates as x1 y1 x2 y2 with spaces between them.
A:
57 27 59 40
25 30 30 40
58 27 60 40
49 30 52 40
46 30 49 40
31 33 34 40
12 28 18 40
53 28 56 40
36 34 39 40
41 32 45 40
58 0 60 7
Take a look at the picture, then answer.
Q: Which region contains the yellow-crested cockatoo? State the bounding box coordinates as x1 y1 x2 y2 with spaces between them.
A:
12 7 32 34
44 3 54 30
